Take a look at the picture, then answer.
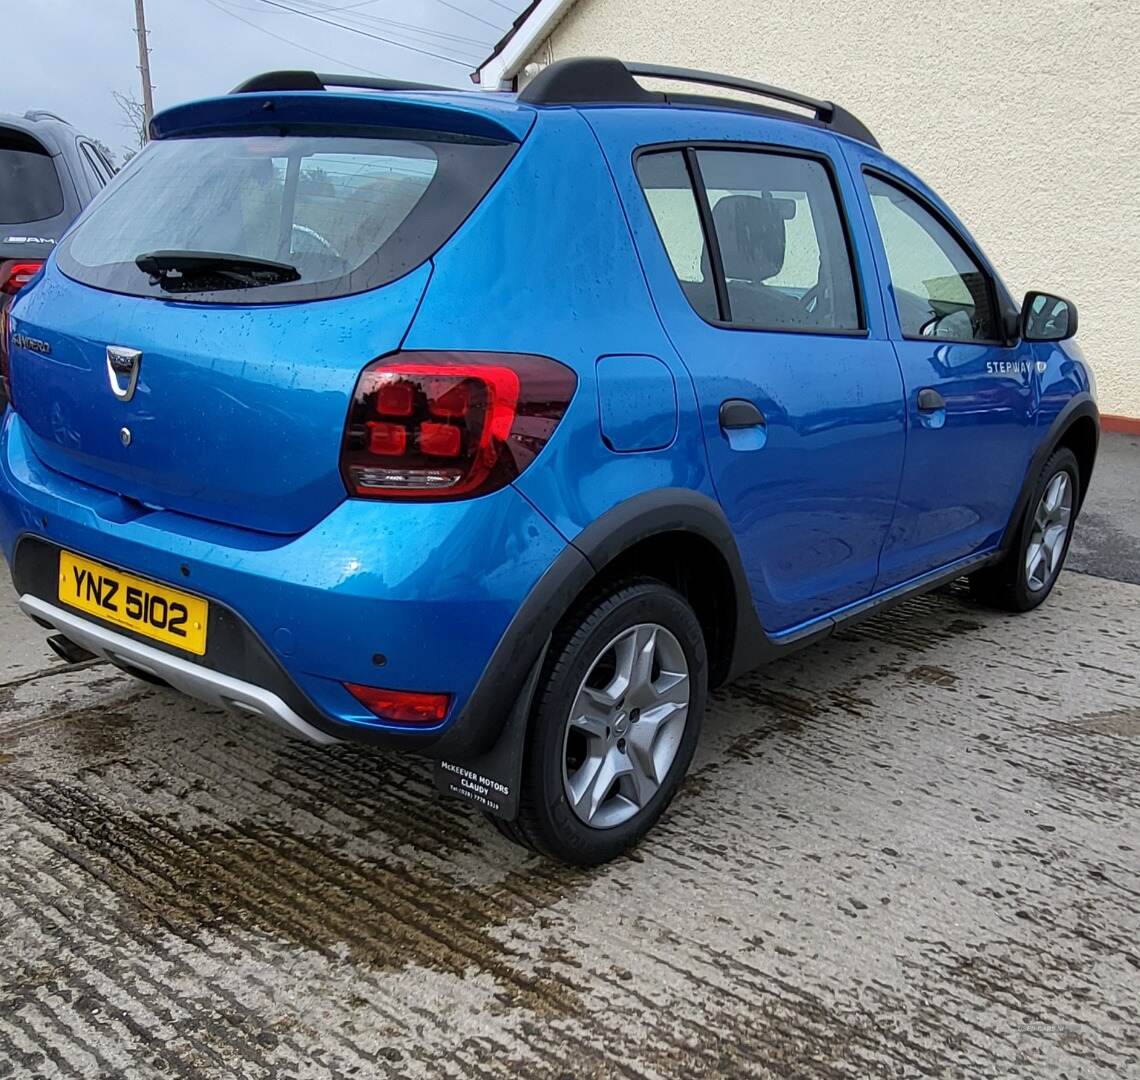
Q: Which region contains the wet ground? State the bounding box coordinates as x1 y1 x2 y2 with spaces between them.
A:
2 440 1138 1078
1068 431 1140 586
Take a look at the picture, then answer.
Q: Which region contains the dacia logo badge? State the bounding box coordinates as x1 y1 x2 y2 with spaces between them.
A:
106 346 142 402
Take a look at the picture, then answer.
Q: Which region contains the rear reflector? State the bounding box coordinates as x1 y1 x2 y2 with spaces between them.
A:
0 260 44 296
341 351 576 500
344 683 451 725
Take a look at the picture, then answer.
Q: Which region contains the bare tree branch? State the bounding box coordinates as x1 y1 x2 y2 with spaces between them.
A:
112 90 148 150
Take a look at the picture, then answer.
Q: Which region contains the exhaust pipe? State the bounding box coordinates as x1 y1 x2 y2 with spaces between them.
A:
46 633 97 666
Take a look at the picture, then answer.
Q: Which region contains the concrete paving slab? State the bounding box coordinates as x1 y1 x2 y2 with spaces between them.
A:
1 570 1137 1078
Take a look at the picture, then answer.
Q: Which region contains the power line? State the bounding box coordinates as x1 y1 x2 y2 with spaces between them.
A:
249 0 477 65
213 0 505 49
292 0 385 11
205 0 381 75
268 0 495 50
430 1 502 33
219 0 488 60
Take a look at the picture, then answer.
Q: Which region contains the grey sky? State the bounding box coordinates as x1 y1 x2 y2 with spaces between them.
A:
3 0 527 161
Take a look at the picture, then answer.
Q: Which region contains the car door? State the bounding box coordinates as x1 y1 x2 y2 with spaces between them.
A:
588 109 905 636
841 148 1040 589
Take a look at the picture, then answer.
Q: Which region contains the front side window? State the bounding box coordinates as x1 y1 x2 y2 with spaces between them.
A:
865 173 999 343
696 149 861 332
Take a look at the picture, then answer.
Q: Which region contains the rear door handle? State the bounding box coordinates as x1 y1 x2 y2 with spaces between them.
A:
917 388 946 412
719 399 766 430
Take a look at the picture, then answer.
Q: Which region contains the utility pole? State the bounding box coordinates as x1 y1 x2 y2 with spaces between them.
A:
133 0 155 137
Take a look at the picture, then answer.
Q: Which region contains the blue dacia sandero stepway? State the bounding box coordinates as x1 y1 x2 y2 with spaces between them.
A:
0 59 1098 864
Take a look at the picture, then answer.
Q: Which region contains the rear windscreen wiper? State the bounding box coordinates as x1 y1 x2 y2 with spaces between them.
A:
135 250 301 291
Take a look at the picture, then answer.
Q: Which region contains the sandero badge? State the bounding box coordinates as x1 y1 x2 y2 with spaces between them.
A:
10 333 50 355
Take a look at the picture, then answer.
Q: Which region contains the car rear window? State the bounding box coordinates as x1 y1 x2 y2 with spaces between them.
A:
57 132 516 304
0 129 64 224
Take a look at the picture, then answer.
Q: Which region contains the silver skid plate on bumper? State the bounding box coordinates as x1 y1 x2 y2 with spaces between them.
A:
19 595 339 746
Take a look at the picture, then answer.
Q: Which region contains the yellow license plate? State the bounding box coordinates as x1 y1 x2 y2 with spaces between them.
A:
57 551 209 656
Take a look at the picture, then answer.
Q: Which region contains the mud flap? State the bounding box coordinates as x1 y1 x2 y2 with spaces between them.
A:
432 644 547 821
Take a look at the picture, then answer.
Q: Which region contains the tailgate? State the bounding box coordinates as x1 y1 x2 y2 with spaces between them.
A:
8 264 430 534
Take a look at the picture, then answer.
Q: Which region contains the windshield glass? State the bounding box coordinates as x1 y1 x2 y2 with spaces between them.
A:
59 132 514 303
0 132 64 224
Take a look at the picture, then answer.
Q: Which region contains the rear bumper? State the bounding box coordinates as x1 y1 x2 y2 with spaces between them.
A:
0 410 581 755
21 594 338 745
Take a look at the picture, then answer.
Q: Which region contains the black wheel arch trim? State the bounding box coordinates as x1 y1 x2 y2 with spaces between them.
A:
430 540 594 759
564 487 770 681
436 487 768 759
998 395 1099 557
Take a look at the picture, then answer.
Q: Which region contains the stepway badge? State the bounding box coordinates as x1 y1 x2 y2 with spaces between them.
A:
987 360 1048 376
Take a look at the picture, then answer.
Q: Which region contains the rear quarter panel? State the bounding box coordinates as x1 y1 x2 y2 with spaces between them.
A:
403 108 716 541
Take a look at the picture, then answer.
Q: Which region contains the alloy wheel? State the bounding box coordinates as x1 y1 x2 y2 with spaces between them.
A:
562 623 691 829
1025 471 1073 592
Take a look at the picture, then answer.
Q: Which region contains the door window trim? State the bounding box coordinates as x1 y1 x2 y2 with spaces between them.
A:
78 140 110 190
633 140 869 339
683 147 731 322
861 166 1008 348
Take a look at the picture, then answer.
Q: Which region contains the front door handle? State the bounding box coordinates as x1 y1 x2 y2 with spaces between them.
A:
720 399 766 430
917 388 946 412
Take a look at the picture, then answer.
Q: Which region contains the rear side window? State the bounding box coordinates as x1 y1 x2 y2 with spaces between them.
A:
0 129 64 224
865 173 1000 343
636 146 861 333
58 132 516 304
695 150 861 332
635 152 719 322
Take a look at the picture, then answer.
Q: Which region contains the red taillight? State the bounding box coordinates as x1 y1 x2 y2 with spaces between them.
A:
344 683 451 725
0 260 44 296
368 421 407 456
419 421 462 458
377 381 414 417
341 351 577 500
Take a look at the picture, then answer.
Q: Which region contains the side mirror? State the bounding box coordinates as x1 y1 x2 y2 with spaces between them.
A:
1021 291 1077 342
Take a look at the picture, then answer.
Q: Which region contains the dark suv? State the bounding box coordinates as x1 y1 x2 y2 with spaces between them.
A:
1 110 115 406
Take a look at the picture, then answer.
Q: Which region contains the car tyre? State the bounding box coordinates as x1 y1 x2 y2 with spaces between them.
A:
969 447 1080 612
498 578 708 866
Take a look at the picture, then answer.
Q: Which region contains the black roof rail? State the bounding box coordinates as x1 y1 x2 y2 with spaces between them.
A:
231 70 453 95
517 57 880 149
